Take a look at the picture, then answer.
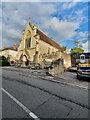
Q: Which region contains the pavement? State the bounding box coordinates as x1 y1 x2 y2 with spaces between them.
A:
3 67 89 90
1 67 90 119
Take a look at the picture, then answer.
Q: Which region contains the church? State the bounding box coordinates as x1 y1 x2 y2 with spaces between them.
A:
16 18 71 68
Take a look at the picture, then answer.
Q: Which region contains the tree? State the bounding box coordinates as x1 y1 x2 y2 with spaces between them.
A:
70 47 84 58
74 40 80 48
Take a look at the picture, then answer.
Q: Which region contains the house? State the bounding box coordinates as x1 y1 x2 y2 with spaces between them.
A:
16 18 71 68
76 52 90 64
1 44 18 64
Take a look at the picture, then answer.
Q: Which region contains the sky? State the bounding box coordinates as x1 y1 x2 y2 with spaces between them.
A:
0 1 89 52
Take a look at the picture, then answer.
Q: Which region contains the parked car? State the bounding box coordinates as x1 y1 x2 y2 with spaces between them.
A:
77 66 90 79
68 65 78 72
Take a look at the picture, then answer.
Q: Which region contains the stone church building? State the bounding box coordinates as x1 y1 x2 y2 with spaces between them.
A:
16 19 71 68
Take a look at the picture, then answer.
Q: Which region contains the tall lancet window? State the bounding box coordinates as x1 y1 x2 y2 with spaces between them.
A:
25 37 31 48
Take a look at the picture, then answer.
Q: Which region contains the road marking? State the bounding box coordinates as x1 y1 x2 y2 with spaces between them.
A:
29 112 38 119
1 88 40 120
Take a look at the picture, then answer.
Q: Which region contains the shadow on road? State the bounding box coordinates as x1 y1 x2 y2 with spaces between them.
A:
77 77 90 82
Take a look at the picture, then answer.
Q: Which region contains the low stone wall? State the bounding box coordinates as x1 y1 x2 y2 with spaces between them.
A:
48 59 64 76
62 53 71 68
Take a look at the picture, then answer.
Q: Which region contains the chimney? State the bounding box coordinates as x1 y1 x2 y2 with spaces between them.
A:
13 43 17 51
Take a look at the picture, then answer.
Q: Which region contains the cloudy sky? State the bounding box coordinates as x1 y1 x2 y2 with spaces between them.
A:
1 1 89 52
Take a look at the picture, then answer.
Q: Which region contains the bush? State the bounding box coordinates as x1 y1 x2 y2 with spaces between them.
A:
0 59 10 66
1 56 7 61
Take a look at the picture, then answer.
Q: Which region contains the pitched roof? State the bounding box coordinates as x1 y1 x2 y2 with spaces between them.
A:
1 47 17 51
27 20 64 51
37 29 64 51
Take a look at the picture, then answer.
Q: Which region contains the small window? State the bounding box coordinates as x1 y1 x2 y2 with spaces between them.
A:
80 55 85 60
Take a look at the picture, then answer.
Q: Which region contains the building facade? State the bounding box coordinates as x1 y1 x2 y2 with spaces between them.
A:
16 19 71 68
0 44 17 64
76 52 90 64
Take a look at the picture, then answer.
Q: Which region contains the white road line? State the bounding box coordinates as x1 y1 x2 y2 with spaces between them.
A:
29 112 38 119
1 88 40 120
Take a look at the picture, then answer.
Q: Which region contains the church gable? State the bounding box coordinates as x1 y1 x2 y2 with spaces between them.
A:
24 21 37 39
24 23 32 38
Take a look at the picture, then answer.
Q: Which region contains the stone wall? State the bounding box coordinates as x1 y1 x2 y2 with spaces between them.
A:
48 59 64 76
62 53 71 68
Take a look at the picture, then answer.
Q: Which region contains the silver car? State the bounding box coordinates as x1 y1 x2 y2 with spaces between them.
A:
77 66 90 79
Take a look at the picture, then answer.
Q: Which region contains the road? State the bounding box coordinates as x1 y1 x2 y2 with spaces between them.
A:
1 67 90 119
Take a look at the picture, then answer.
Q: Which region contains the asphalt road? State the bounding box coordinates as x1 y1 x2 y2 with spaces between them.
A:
1 67 90 119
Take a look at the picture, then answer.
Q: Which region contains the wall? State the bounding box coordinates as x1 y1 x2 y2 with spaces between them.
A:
48 59 64 76
1 50 17 64
17 30 59 63
62 53 71 68
1 50 9 58
38 39 58 55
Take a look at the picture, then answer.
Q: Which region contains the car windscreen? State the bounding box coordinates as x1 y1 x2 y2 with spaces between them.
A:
80 67 90 70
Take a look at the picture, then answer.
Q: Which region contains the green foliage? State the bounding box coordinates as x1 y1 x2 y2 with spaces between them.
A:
0 56 10 66
70 47 84 58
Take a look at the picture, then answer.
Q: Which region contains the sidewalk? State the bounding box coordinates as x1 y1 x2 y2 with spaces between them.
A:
56 72 88 89
2 67 89 90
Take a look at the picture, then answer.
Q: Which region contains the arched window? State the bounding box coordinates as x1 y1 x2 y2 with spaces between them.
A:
80 54 85 63
80 54 85 60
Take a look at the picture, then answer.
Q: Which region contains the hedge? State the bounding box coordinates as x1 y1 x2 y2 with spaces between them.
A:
0 60 10 66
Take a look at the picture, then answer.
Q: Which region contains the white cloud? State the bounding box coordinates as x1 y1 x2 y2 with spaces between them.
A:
62 2 78 10
75 10 83 15
2 2 56 48
1 2 88 50
81 41 89 52
2 0 89 2
78 32 88 38
2 23 21 39
43 17 79 40
4 0 37 1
